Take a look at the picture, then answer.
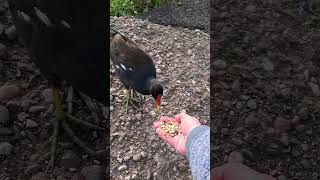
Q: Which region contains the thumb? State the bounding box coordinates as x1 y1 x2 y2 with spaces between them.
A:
175 112 188 123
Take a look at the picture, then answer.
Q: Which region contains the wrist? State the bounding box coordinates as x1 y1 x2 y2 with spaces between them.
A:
186 124 201 135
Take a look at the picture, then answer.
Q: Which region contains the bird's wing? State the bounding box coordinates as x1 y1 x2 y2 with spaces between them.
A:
8 0 108 103
110 29 156 72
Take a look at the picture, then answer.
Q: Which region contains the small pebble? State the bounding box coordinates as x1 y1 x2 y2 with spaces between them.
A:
301 159 312 169
26 119 38 128
41 88 53 103
149 111 156 117
118 165 127 171
29 106 46 113
0 84 22 101
213 59 227 69
0 142 13 155
228 151 244 163
273 117 291 131
135 113 142 120
0 106 10 125
133 153 142 161
246 99 257 109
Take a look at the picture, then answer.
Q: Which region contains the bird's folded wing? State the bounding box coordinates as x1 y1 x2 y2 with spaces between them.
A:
110 33 155 71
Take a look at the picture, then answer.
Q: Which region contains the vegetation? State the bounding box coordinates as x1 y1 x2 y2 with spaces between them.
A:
110 0 171 16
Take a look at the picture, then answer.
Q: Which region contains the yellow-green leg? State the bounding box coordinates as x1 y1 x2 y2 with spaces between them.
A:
45 86 106 173
46 87 64 172
125 89 143 113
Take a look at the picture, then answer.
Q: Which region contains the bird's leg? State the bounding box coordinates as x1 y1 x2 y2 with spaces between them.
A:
125 89 141 113
62 87 106 156
45 86 64 173
44 87 106 173
65 87 103 130
129 89 142 103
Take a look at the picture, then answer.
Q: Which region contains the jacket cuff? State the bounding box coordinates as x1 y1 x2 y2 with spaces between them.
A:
186 125 210 160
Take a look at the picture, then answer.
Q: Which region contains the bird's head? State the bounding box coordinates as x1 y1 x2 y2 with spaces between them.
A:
150 80 163 112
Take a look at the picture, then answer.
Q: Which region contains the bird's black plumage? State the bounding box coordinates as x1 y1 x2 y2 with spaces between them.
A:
110 28 163 100
8 0 108 103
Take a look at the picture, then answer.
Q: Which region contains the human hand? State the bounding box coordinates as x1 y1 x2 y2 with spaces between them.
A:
153 113 201 155
211 163 276 180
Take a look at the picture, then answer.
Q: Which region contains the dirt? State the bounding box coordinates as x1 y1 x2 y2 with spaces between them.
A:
0 0 107 179
211 0 320 179
139 0 209 33
110 16 209 179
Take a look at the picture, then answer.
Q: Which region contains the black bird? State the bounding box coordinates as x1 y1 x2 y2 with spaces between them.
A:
8 0 108 171
110 28 163 113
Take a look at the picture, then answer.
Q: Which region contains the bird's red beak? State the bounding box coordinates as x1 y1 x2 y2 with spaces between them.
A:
156 95 161 112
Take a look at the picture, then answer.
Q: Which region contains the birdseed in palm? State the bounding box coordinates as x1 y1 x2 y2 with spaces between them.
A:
160 121 180 137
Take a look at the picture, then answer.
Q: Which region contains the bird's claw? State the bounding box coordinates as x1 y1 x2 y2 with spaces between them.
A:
125 89 143 113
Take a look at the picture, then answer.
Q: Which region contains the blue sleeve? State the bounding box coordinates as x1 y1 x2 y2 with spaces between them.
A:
185 125 210 180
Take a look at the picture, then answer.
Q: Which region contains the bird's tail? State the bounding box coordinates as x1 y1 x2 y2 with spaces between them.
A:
110 27 124 37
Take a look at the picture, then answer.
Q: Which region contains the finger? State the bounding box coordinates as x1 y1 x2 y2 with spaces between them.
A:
175 113 188 123
153 121 161 128
174 134 187 155
160 116 174 122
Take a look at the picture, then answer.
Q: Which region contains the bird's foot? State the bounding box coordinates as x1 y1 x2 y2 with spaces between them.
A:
125 89 143 113
43 86 106 173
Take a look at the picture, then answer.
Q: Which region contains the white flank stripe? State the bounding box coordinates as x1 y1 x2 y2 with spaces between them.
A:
61 20 71 29
120 64 127 70
34 7 52 26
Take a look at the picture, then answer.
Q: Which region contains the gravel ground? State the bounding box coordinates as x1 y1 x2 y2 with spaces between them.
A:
110 16 210 179
0 0 107 179
139 0 209 33
212 0 320 179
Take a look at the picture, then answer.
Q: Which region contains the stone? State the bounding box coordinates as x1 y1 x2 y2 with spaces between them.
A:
0 106 9 125
24 164 40 175
149 111 156 117
30 172 50 180
0 127 14 136
29 106 46 113
135 113 142 121
245 5 256 12
17 112 28 121
133 153 142 161
79 165 105 180
298 107 309 121
245 112 258 127
0 84 22 101
26 119 38 128
273 117 291 131
277 175 287 180
308 82 320 97
56 175 67 180
118 165 127 171
213 59 227 69
301 159 312 169
279 133 289 146
60 150 81 169
301 144 309 152
41 88 53 103
228 151 244 163
246 99 257 109
231 79 240 92
0 142 13 155
262 58 274 71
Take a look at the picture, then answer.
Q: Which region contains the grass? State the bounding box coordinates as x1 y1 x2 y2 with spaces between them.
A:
110 0 171 16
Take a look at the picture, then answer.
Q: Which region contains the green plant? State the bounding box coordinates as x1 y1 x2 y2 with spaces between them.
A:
110 0 171 16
